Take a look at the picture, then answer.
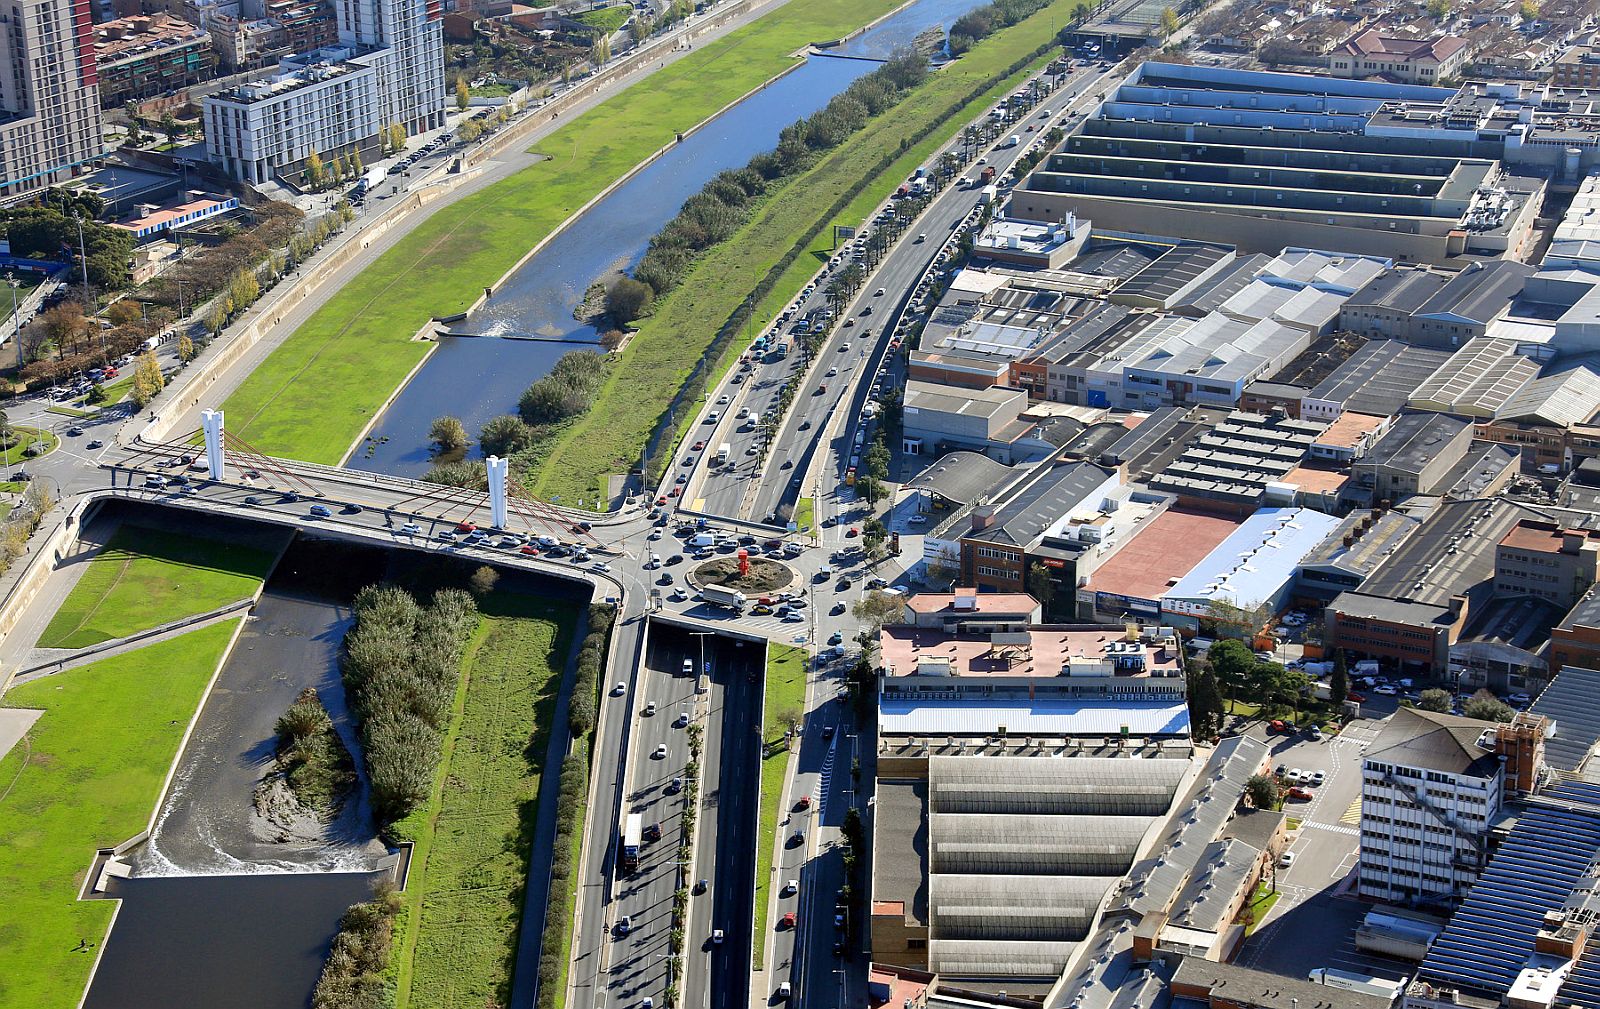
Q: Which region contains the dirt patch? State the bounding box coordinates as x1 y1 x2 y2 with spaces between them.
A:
694 555 793 594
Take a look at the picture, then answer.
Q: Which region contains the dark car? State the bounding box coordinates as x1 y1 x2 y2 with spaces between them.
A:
86 439 103 450
643 822 662 843
280 490 300 503
341 503 363 515
309 504 332 517
667 554 684 566
244 495 261 506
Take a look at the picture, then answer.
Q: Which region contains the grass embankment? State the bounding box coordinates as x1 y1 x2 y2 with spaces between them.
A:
753 643 807 967
387 593 578 1009
530 0 1076 503
794 497 814 535
0 427 56 467
0 621 241 1008
220 0 904 465
37 525 276 649
1243 883 1281 935
573 5 630 32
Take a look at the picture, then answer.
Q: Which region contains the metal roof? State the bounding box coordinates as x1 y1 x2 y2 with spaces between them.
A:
1308 339 1453 416
929 755 1189 815
883 697 1191 739
1531 666 1600 772
962 461 1117 549
1497 365 1600 428
1360 411 1471 475
1112 243 1234 307
1410 337 1541 417
905 451 1015 506
1175 254 1272 316
930 814 1148 875
1164 507 1342 612
1414 260 1536 325
1344 266 1451 314
1418 802 1600 997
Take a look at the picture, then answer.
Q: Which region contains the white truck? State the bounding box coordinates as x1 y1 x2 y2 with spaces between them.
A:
1308 969 1405 1001
715 442 731 467
701 584 746 611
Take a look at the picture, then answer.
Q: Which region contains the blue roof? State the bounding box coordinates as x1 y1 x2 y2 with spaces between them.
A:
1418 803 1600 997
1163 507 1341 612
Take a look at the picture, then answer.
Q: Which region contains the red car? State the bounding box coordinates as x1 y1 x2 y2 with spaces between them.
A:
656 496 668 506
1347 691 1366 703
669 487 682 498
795 795 812 811
519 544 539 555
781 912 797 930
693 440 705 451
845 527 859 538
456 521 477 533
1287 786 1314 801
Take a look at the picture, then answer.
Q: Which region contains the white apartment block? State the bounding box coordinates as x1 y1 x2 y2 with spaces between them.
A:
204 0 442 184
0 0 104 205
1358 707 1503 904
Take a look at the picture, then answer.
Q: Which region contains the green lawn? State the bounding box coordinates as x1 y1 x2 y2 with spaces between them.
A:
37 525 277 649
573 5 630 32
92 374 135 405
1 280 39 322
1243 883 1281 935
220 0 904 465
0 426 57 467
388 593 578 1009
753 643 807 967
529 0 1072 502
794 497 814 535
0 620 241 1008
45 406 94 419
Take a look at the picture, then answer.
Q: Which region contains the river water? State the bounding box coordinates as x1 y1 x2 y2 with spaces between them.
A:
346 0 983 479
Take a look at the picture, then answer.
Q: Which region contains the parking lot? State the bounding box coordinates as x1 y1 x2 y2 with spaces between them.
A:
1234 716 1414 985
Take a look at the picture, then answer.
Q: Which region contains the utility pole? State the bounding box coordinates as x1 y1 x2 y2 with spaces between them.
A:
72 214 92 311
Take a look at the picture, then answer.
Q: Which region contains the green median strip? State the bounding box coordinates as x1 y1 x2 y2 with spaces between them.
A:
530 0 1080 501
754 643 807 967
37 525 276 649
794 496 815 535
0 621 243 1009
221 0 904 465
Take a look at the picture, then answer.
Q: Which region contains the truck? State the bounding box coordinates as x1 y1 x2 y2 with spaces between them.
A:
768 336 790 361
362 166 388 189
1354 909 1445 962
980 165 997 184
701 584 747 611
621 813 642 872
1005 134 1020 148
715 442 731 467
1307 969 1405 1001
979 185 998 206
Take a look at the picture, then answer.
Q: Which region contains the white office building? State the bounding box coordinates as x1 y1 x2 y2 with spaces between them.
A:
204 0 442 184
1358 707 1503 904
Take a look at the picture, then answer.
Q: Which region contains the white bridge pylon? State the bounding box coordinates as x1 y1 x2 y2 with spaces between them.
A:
487 455 508 529
201 409 225 482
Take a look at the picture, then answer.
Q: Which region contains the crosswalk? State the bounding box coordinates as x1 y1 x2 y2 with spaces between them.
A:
1304 820 1360 837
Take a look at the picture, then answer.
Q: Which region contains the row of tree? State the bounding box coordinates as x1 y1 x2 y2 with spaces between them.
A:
947 0 1060 57
303 149 367 193
0 204 137 290
614 51 931 325
310 884 402 1009
341 584 479 828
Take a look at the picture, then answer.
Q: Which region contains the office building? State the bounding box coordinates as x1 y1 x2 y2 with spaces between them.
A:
1359 707 1504 903
1350 412 1475 503
0 0 104 205
205 0 442 184
1329 31 1471 84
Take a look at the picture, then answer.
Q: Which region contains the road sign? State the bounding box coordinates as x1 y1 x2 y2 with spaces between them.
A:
834 225 857 240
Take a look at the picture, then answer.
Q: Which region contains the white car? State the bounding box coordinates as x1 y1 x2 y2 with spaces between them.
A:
712 929 724 945
1509 692 1531 705
682 658 693 675
653 743 668 759
612 681 626 696
592 561 611 573
717 394 730 405
400 522 422 535
1285 768 1304 785
783 879 799 896
676 710 690 727
1374 684 1398 696
670 587 689 602
907 514 927 526
649 529 663 540
644 701 657 717
776 983 792 1000
1278 851 1295 869
1308 770 1327 787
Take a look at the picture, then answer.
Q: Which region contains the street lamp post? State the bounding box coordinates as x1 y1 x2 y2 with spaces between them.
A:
5 273 20 372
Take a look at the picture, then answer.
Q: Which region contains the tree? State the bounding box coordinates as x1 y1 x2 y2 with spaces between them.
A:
1520 0 1540 18
607 277 654 324
1426 0 1452 17
130 350 163 407
1463 689 1514 723
388 122 406 154
1206 639 1256 703
862 516 887 556
480 414 533 456
429 415 468 453
852 590 905 637
176 333 196 363
1187 666 1225 739
350 148 364 179
1418 688 1452 713
160 111 180 144
106 301 141 326
1330 650 1348 706
332 154 347 184
206 296 232 335
590 34 611 66
468 565 499 596
305 152 326 191
229 268 259 311
1159 5 1179 39
458 119 483 144
455 77 471 112
1246 773 1280 810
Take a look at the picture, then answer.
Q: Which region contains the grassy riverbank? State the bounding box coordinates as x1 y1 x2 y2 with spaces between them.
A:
221 0 904 465
753 642 806 966
387 593 578 1009
37 525 277 649
0 621 241 1008
529 0 1075 503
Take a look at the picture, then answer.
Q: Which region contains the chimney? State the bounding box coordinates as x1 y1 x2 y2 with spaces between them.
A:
1563 529 1588 554
1343 534 1355 548
971 507 997 532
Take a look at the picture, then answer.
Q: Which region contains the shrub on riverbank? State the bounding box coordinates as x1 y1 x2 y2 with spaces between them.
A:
517 350 608 425
311 883 403 1009
342 584 478 826
268 686 357 817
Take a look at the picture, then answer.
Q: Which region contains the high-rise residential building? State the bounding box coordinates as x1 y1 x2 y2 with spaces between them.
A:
0 0 105 205
204 0 441 185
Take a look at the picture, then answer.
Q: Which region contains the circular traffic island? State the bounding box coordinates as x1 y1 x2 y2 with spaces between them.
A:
693 555 794 595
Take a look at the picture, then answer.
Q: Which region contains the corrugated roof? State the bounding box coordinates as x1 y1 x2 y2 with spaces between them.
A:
1165 507 1342 612
1411 337 1540 418
1531 666 1600 772
1497 365 1600 428
882 698 1190 737
1309 339 1453 416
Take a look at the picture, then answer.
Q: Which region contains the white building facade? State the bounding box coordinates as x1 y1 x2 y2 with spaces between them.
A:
1357 709 1503 903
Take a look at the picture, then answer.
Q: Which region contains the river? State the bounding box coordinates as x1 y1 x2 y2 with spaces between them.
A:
345 0 984 480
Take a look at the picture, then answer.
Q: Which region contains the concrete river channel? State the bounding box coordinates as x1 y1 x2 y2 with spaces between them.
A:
347 0 985 479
